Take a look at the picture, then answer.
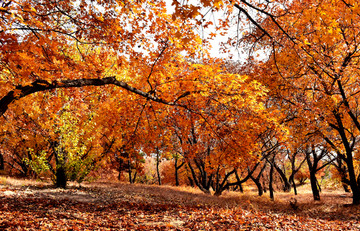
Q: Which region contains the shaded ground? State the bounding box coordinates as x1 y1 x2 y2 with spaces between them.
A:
0 177 359 230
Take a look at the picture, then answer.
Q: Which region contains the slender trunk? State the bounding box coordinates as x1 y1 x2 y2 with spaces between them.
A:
187 162 210 194
269 158 275 201
238 182 243 193
316 179 322 192
336 77 360 204
128 159 133 184
251 176 263 196
309 170 320 200
156 151 161 185
175 158 179 186
0 152 4 171
234 171 245 193
274 162 291 192
339 132 360 203
292 177 297 195
116 153 123 181
174 158 185 186
249 163 267 196
118 159 122 181
214 169 236 196
306 150 320 201
133 171 137 183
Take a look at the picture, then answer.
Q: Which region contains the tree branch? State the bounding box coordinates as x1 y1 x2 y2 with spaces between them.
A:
234 4 273 39
0 77 184 116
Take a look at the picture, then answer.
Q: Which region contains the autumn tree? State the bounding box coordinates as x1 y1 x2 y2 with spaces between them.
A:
0 0 235 116
222 0 360 204
0 88 119 187
158 69 285 195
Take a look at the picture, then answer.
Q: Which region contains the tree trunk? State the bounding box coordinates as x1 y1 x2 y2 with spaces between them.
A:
56 165 67 188
187 161 211 194
309 170 320 200
128 159 133 184
332 110 360 204
274 162 291 192
156 151 162 185
174 158 185 186
316 178 322 192
53 144 67 188
249 163 267 196
237 182 243 193
291 176 297 195
250 175 263 196
175 158 179 186
213 169 236 196
0 152 4 171
133 171 137 183
306 150 320 201
269 157 275 201
347 158 360 204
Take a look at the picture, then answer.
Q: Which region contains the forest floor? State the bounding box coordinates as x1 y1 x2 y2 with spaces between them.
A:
0 177 359 230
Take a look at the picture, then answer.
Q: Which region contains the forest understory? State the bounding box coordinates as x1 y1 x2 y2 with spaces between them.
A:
0 177 359 230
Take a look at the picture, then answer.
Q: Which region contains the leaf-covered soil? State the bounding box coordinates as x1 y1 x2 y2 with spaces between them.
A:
0 178 359 230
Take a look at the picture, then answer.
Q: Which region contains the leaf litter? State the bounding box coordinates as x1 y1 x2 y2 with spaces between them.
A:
0 179 359 230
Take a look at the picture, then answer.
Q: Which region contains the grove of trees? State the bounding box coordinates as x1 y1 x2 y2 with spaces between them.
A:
1 0 360 205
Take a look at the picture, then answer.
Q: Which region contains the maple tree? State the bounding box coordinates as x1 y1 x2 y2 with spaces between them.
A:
219 0 360 204
0 0 229 115
157 69 284 195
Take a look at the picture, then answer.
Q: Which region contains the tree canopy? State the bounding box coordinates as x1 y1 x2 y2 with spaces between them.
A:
1 0 360 205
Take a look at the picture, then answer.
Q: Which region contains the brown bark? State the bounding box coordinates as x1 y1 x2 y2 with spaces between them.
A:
0 77 186 117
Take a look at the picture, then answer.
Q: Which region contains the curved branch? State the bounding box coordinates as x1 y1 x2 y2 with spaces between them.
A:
0 77 180 116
